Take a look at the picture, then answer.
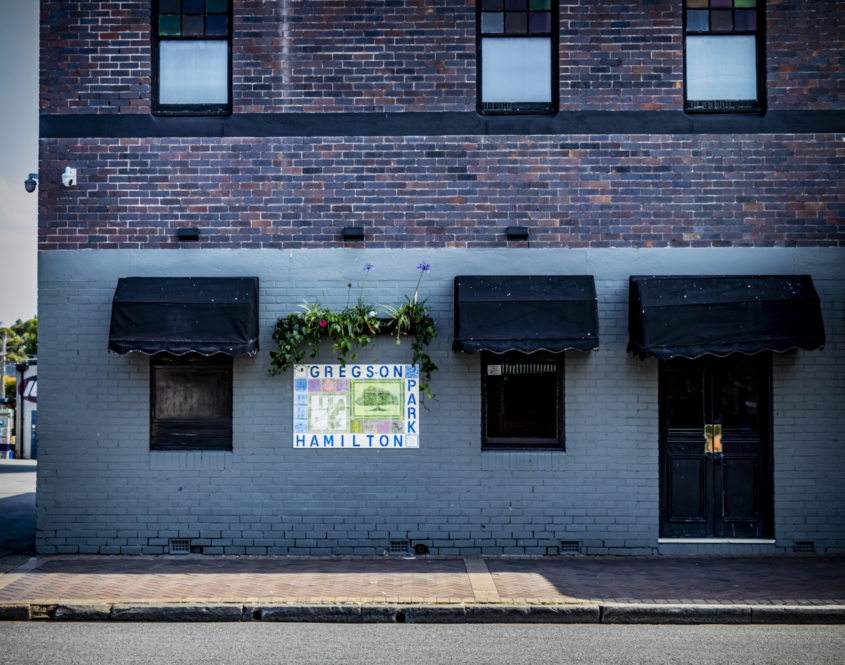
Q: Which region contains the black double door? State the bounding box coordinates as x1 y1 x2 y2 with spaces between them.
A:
660 355 773 539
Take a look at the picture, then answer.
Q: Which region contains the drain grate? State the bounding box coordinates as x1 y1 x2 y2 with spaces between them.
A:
793 541 814 553
389 540 410 555
560 540 581 554
169 538 190 554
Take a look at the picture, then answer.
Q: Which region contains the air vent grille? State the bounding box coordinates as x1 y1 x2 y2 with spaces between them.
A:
560 540 580 554
389 540 410 555
793 541 814 553
482 102 512 112
169 538 190 554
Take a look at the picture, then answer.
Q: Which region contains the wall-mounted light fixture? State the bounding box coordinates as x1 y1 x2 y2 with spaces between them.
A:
177 227 200 242
506 227 529 241
24 173 38 193
342 227 365 242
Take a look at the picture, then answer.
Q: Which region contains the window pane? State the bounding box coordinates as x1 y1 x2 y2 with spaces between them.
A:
686 0 708 7
486 365 557 440
710 0 732 7
687 10 709 31
481 12 504 33
159 15 181 36
206 14 228 36
734 0 756 7
154 366 231 420
159 40 228 104
505 0 528 9
505 12 528 33
206 0 228 12
686 35 757 101
182 0 204 13
159 0 181 13
481 0 504 9
529 0 551 9
482 38 552 103
710 10 733 31
529 12 551 33
666 367 705 431
182 14 204 36
734 9 756 30
721 362 759 435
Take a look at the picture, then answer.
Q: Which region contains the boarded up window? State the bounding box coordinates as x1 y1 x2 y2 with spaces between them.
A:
151 353 233 451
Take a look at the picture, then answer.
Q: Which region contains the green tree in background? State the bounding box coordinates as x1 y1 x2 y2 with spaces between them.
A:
0 316 37 363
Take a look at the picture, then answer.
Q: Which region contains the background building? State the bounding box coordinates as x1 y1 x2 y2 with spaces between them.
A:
35 1 844 556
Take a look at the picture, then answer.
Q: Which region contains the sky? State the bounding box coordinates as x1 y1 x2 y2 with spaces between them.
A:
0 1 39 328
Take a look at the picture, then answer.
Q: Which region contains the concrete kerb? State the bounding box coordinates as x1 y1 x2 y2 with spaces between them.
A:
601 604 751 625
244 604 362 623
2 602 845 623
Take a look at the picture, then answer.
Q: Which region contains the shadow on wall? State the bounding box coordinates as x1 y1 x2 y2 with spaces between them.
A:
0 491 36 556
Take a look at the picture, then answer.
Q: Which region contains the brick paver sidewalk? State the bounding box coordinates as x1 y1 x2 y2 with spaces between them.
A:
1 554 843 606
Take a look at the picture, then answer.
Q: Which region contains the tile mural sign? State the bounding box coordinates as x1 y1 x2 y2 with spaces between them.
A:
293 364 419 449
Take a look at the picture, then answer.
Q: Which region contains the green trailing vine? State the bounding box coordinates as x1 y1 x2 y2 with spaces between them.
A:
269 263 439 400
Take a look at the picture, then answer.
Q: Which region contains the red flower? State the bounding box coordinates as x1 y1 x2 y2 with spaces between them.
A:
320 319 327 328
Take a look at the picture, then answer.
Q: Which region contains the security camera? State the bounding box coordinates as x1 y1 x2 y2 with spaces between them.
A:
24 173 38 193
61 167 77 188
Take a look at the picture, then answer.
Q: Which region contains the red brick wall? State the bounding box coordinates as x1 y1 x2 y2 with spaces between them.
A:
39 1 845 114
38 135 844 250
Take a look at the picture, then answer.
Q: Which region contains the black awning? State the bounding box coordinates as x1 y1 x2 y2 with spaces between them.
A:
452 275 599 354
109 277 260 356
627 275 825 360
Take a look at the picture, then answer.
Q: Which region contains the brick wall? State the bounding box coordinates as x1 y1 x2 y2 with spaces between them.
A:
39 1 845 114
767 0 845 110
35 247 845 555
37 133 845 250
235 0 475 113
40 0 151 114
559 0 682 111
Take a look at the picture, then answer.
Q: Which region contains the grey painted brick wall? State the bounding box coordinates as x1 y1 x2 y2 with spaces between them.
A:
36 247 845 556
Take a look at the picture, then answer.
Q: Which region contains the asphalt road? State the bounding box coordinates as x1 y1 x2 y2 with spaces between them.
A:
1 624 843 665
0 459 36 559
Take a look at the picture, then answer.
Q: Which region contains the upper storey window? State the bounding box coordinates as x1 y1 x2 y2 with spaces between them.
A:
153 0 232 115
477 0 558 114
684 0 764 112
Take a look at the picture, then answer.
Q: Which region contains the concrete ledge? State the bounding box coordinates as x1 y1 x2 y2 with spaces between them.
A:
466 604 600 624
752 606 845 625
244 604 362 623
602 604 751 625
362 604 465 624
0 604 30 621
53 604 113 621
110 603 243 622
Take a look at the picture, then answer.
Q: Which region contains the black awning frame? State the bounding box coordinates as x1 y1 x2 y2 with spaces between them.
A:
627 274 826 361
453 275 600 355
108 277 260 357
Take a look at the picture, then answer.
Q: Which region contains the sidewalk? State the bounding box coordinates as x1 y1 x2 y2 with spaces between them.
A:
1 554 844 623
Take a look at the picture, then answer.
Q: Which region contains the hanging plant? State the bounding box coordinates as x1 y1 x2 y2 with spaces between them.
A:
269 263 438 400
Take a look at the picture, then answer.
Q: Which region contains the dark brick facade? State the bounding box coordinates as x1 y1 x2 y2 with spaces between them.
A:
38 134 844 250
40 0 151 114
40 1 845 114
766 0 845 110
559 0 682 111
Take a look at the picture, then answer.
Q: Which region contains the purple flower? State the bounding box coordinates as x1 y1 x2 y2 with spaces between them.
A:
417 262 431 273
363 263 374 272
